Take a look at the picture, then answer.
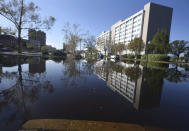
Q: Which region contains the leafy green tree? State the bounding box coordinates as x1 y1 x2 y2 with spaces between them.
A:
147 30 170 54
170 40 189 59
112 43 126 54
127 38 145 58
165 65 189 83
41 46 49 54
41 46 48 51
125 66 142 80
0 0 55 53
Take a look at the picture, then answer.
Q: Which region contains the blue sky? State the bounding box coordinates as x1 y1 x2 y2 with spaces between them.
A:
0 0 189 49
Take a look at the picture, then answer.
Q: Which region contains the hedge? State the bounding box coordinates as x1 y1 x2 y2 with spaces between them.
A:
51 50 66 57
141 54 170 62
121 54 128 58
121 54 135 59
179 57 189 63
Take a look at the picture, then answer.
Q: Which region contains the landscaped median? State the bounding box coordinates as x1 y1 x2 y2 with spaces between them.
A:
120 54 189 64
141 54 170 62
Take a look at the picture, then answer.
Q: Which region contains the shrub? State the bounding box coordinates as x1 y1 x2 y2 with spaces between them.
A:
111 62 123 73
121 54 128 58
26 44 34 49
141 54 170 62
125 66 142 80
121 59 135 64
127 54 135 59
51 50 66 57
179 57 189 63
170 57 177 62
74 54 82 60
41 46 49 55
184 57 188 62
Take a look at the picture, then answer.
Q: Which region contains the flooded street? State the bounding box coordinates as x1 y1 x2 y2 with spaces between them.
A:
0 55 189 130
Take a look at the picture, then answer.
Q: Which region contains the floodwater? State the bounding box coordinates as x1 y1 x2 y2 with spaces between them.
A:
0 55 189 130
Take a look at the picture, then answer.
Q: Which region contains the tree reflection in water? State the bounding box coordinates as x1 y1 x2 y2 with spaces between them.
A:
94 60 189 111
0 56 54 130
165 64 189 83
62 57 97 88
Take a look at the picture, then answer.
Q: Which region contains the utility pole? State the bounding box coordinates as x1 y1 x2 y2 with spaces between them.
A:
80 38 82 51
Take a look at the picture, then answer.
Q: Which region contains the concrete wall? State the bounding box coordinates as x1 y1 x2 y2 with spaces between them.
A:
142 2 173 46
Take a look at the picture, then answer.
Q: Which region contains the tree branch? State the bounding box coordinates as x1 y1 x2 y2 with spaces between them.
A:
0 12 18 28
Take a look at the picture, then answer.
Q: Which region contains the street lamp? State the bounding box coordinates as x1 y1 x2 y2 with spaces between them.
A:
146 41 151 64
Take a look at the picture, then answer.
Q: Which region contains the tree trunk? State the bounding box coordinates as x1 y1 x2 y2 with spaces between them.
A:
176 54 180 62
18 28 22 53
17 0 24 54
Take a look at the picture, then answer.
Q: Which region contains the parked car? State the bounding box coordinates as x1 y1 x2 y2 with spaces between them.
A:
0 47 13 52
110 54 120 60
98 54 104 59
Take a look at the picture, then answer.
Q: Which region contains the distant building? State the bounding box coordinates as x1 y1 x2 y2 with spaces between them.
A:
26 39 41 49
95 31 111 55
96 2 173 55
28 29 46 49
46 45 56 52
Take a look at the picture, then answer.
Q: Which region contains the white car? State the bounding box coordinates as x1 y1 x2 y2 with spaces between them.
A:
110 55 119 60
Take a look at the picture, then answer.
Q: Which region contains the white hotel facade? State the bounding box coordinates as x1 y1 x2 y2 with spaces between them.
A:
95 30 111 54
96 2 173 55
113 10 144 45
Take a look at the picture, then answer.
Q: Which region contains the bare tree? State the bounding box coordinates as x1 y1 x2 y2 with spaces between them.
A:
62 22 82 54
84 35 96 49
83 35 97 55
0 0 55 53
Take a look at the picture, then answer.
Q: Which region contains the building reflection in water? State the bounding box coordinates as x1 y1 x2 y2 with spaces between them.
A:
29 57 46 74
0 56 53 130
0 66 2 83
94 60 164 110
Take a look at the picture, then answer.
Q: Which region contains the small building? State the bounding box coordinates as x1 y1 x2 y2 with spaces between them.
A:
46 45 56 52
0 35 17 48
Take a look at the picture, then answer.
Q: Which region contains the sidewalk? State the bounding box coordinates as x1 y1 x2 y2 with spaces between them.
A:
0 51 42 56
20 119 167 131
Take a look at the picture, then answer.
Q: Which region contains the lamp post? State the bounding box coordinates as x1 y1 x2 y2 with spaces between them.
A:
145 41 150 68
79 38 82 51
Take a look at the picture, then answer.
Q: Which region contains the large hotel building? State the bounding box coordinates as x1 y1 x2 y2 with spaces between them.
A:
96 2 173 55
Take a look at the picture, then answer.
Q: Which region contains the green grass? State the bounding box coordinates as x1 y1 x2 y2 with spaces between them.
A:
120 57 186 64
